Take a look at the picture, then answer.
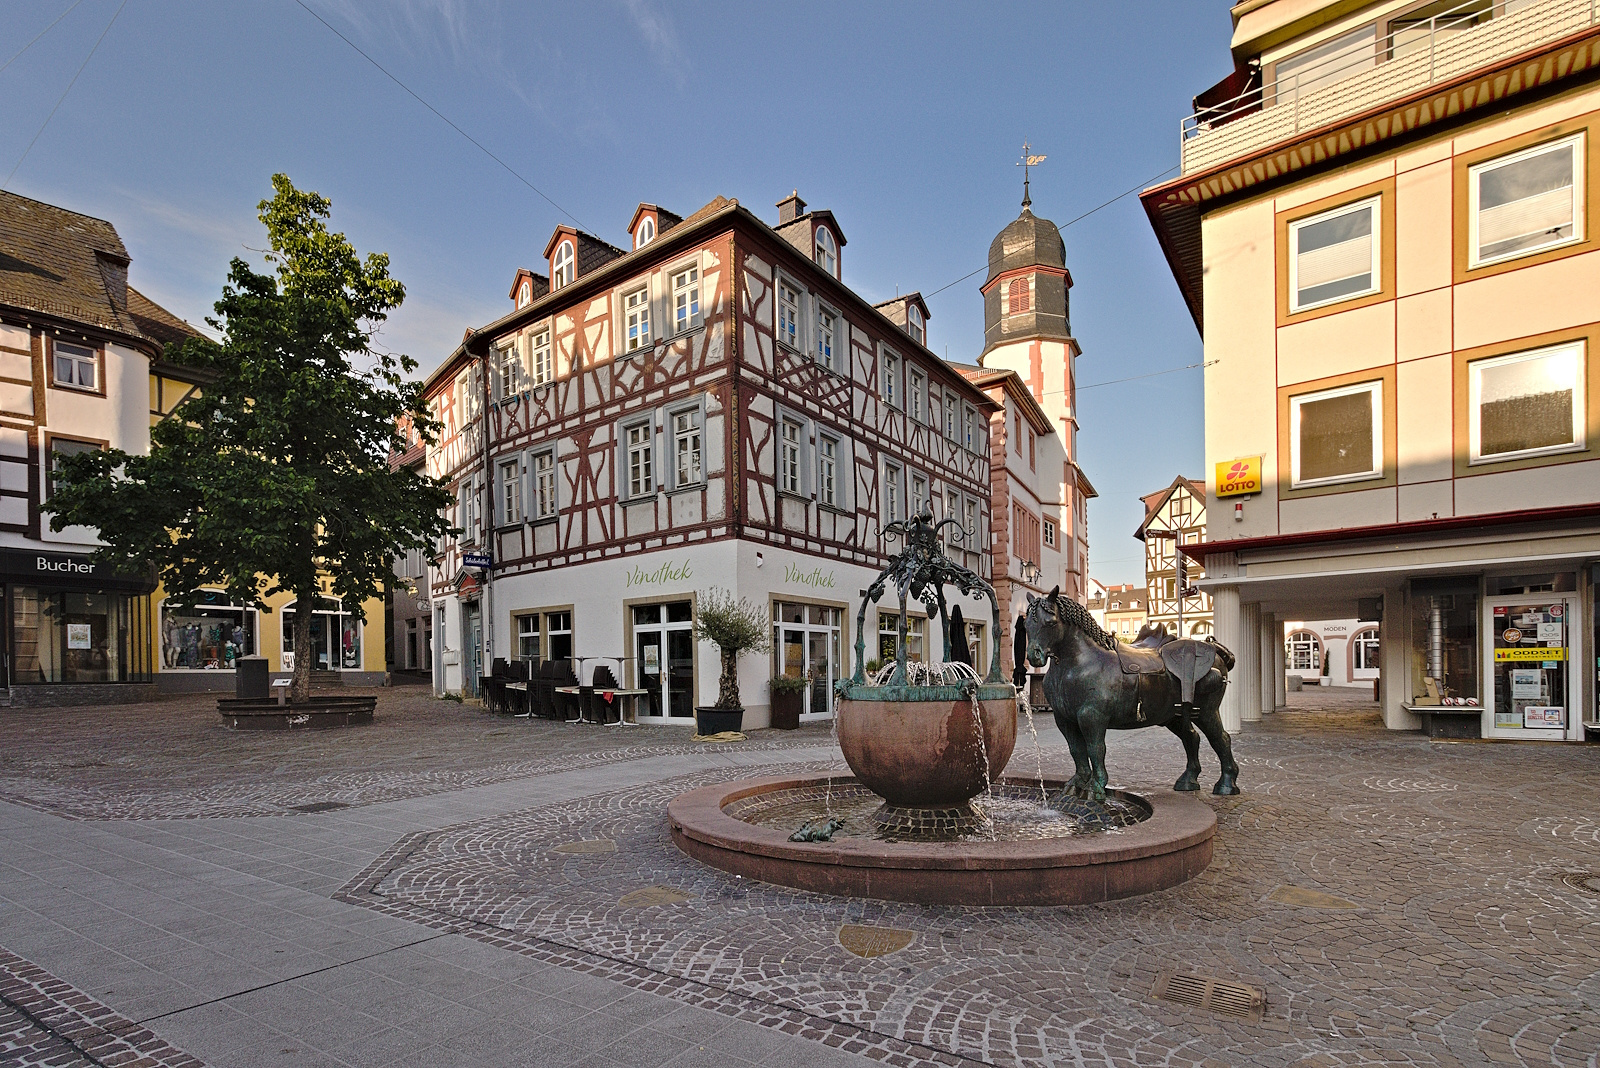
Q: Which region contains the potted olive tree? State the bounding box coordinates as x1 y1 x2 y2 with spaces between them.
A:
768 673 809 730
692 587 771 735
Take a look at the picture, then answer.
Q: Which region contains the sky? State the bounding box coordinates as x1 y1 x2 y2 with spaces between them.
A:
0 0 1235 588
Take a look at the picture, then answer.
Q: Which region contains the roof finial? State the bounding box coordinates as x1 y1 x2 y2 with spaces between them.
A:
1017 140 1046 209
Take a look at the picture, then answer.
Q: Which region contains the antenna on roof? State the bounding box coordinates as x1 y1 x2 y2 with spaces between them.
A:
1017 140 1046 209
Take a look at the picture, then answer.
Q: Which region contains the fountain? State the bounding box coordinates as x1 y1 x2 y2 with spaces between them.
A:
668 507 1216 906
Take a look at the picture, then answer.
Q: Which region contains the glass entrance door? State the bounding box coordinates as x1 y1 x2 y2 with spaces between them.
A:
1485 595 1580 741
634 601 694 721
773 601 841 721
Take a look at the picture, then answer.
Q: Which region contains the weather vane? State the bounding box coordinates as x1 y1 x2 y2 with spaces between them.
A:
1017 140 1046 208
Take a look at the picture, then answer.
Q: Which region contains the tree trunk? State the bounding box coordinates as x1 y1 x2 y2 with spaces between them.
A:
718 647 741 710
291 593 315 703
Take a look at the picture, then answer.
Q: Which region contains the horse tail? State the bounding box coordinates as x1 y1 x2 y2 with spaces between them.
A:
1205 636 1236 672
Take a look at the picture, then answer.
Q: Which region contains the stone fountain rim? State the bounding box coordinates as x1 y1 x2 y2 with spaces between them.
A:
837 682 1017 702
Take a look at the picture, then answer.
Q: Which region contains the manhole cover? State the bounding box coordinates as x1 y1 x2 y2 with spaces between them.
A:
619 886 691 907
838 925 914 958
1559 872 1600 895
287 801 349 813
1153 970 1265 1021
552 839 617 855
1267 885 1360 910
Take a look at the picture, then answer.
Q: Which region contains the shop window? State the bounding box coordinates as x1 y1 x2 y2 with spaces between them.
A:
52 341 97 391
516 614 539 661
546 611 572 664
878 611 926 663
1286 630 1322 671
1289 196 1380 312
965 619 987 671
772 601 842 718
13 587 152 684
1290 380 1383 487
1470 134 1582 268
280 600 363 671
1468 342 1585 464
162 593 257 670
1352 627 1380 671
625 287 651 352
1409 584 1480 702
633 600 694 718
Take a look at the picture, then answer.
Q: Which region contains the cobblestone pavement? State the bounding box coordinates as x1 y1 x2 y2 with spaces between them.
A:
1 689 1597 1067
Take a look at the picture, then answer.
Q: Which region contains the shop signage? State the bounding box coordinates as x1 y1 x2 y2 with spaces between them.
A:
1537 622 1563 641
783 563 837 588
1215 456 1263 498
625 560 693 588
1495 647 1567 661
1501 628 1523 643
0 548 155 592
1523 705 1566 729
463 552 492 569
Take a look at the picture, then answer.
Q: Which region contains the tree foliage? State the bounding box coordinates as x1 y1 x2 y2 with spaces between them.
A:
46 174 454 699
692 587 771 711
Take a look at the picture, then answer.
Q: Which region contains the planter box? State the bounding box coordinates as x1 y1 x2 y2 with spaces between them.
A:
695 707 744 735
217 695 376 730
769 690 802 730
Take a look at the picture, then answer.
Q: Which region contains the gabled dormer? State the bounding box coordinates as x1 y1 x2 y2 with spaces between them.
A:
872 292 931 347
773 190 847 280
507 268 550 310
627 203 684 251
542 226 626 292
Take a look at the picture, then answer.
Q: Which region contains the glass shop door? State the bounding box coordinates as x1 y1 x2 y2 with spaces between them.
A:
1485 595 1581 741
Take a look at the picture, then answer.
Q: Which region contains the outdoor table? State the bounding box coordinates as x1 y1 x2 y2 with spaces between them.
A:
555 686 647 724
504 681 529 717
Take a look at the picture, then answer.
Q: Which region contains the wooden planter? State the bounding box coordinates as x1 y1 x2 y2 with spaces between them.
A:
769 690 803 730
694 707 744 735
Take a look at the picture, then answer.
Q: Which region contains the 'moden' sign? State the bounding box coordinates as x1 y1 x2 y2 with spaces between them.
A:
1215 457 1263 498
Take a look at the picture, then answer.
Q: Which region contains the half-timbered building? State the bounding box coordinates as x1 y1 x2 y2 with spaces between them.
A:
427 193 998 725
1135 475 1212 637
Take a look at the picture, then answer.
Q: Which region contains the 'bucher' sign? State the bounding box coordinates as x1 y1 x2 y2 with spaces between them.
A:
1215 457 1263 498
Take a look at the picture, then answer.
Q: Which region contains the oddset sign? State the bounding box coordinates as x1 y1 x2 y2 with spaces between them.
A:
1215 457 1263 498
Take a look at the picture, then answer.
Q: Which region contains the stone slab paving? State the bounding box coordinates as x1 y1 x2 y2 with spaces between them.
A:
0 689 1597 1067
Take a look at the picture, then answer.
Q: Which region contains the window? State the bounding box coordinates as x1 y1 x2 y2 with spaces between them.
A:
161 592 257 670
49 438 99 496
816 308 837 371
546 611 572 664
1006 276 1032 316
1352 627 1380 671
1286 630 1322 671
815 227 837 276
777 282 800 349
964 405 979 452
617 287 649 353
1290 380 1383 487
635 216 655 249
1271 24 1375 106
672 406 703 487
15 588 149 684
884 461 902 523
1469 135 1583 268
1289 196 1380 312
1043 518 1057 548
517 280 531 308
532 448 557 519
459 475 480 542
909 368 924 422
1469 342 1585 463
498 456 522 525
1389 0 1493 59
944 489 961 549
672 266 700 333
944 394 958 441
817 433 838 507
1014 412 1023 454
517 614 539 661
878 611 926 663
531 330 553 386
911 473 927 516
625 421 654 497
53 341 95 391
882 350 899 408
495 344 522 399
779 418 803 495
964 497 979 545
1029 426 1036 470
552 240 574 288
907 304 925 345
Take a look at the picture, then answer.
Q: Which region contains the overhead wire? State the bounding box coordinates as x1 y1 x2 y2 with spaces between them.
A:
0 0 85 79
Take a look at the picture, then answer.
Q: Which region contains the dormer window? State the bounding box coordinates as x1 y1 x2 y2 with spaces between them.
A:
517 280 531 308
907 304 925 345
552 241 575 289
635 216 656 250
815 227 837 276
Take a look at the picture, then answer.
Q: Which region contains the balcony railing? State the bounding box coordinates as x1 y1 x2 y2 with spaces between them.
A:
1180 0 1600 174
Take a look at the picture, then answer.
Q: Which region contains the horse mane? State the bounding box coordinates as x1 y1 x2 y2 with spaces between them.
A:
1054 595 1117 651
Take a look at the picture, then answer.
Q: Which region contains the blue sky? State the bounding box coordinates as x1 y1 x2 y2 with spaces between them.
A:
0 0 1234 588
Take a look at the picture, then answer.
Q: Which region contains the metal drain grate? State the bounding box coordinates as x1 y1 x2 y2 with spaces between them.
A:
1559 872 1600 895
287 801 349 813
1153 970 1265 1021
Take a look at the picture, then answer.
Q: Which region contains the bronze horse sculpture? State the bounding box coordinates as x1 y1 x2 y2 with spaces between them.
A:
1024 587 1240 800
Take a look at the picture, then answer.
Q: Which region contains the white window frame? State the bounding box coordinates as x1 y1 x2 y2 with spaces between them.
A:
552 240 575 288
1288 195 1381 313
779 416 805 496
494 343 522 400
668 399 705 490
530 329 553 387
963 495 980 548
635 216 656 250
1468 133 1585 269
776 279 801 350
530 445 558 520
907 304 925 345
943 393 958 441
1467 341 1587 465
671 263 701 334
497 455 523 526
963 404 980 453
910 472 928 516
622 417 655 499
817 431 840 508
459 475 480 544
1043 517 1057 548
1289 379 1384 488
908 367 925 423
624 286 651 352
816 304 839 372
517 280 531 308
883 459 903 524
52 341 96 391
882 348 900 408
815 226 837 276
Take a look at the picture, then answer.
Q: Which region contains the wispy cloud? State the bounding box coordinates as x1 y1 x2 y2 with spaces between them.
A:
617 0 687 84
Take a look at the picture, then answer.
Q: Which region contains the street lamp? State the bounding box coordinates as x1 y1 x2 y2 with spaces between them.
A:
1020 560 1042 584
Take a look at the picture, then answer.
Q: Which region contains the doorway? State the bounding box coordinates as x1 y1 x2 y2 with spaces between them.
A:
773 601 841 721
462 600 482 697
633 600 694 721
1484 594 1581 741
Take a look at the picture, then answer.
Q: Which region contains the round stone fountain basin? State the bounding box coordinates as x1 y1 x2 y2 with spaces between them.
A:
836 685 1017 807
668 775 1216 907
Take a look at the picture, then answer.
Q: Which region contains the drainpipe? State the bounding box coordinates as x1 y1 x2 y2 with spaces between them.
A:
478 353 494 677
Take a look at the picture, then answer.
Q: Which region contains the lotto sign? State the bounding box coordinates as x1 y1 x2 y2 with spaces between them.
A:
1495 647 1567 661
1215 457 1263 498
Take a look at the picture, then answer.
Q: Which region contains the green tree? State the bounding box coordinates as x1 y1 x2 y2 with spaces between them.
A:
47 174 454 701
692 587 771 710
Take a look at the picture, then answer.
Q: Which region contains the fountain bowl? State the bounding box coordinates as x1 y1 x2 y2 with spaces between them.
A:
836 683 1017 807
668 774 1216 907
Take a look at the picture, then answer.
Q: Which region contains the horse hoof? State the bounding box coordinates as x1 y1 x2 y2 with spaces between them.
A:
1212 781 1240 796
1173 778 1200 792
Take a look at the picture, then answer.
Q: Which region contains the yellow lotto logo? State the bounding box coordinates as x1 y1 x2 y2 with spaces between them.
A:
1215 457 1263 498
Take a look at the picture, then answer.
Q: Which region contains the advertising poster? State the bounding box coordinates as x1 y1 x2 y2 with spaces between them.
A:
1523 705 1565 729
643 645 659 673
1509 669 1542 699
67 624 91 650
1537 622 1564 642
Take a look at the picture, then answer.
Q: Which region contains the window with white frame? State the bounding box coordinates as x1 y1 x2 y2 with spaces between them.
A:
1289 196 1380 312
883 460 903 523
531 329 552 387
625 287 651 352
532 447 557 519
882 350 899 408
625 420 654 497
498 456 522 525
671 405 703 487
944 488 960 549
779 417 803 495
1470 134 1583 268
908 367 924 422
672 265 700 333
1469 341 1585 464
635 216 655 250
964 496 980 547
517 280 531 308
1290 379 1383 487
1286 630 1321 671
816 307 837 371
963 405 979 452
459 475 479 543
777 281 800 349
495 344 522 399
907 304 925 345
53 341 96 391
1043 518 1057 548
911 472 927 516
944 393 957 440
517 614 539 660
552 240 574 288
817 432 839 507
815 227 837 276
1352 627 1380 671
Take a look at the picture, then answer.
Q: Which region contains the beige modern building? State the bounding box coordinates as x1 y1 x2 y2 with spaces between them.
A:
1144 0 1600 741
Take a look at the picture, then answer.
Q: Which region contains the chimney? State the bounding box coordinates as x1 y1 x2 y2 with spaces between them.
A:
775 190 807 225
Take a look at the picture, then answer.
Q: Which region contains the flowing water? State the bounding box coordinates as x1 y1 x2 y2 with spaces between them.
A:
1018 691 1048 804
966 689 997 840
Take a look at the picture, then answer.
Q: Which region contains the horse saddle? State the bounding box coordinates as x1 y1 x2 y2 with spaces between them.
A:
1114 638 1219 705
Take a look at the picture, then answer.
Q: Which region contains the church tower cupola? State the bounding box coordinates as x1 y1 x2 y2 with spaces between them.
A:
980 206 1072 356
